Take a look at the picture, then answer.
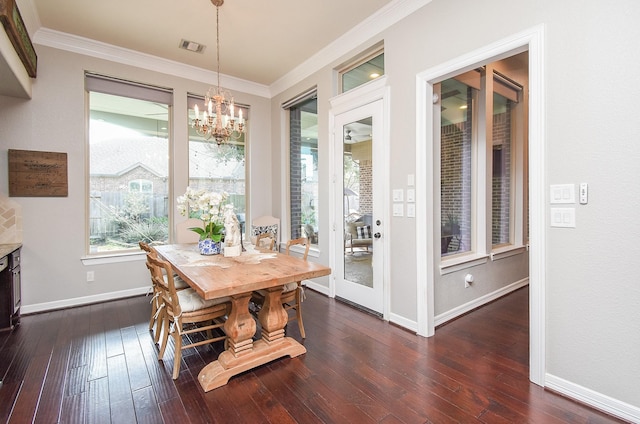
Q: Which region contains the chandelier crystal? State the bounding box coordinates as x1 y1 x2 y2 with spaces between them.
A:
192 0 245 145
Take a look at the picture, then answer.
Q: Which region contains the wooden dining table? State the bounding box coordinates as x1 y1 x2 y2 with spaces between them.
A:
154 243 331 391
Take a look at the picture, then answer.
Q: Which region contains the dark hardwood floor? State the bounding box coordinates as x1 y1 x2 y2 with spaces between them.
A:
0 287 626 423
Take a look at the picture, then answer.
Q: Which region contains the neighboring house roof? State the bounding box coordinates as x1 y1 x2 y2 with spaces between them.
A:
90 136 244 179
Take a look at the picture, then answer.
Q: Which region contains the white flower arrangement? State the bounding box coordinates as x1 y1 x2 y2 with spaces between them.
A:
177 187 229 242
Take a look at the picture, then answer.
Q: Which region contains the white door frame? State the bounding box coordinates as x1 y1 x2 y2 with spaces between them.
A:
415 25 546 386
329 76 391 319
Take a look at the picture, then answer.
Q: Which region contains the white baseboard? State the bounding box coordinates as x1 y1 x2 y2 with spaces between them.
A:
389 313 418 333
304 279 330 296
546 374 640 423
21 286 150 315
435 278 529 327
24 279 330 315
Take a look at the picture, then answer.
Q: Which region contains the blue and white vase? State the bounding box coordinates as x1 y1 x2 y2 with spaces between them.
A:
198 238 221 255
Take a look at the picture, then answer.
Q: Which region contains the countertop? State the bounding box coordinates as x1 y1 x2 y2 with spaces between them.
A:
0 244 22 258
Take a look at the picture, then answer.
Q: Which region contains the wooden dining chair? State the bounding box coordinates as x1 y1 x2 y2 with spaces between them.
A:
146 253 231 379
251 215 279 250
256 232 275 251
251 237 310 338
139 241 189 344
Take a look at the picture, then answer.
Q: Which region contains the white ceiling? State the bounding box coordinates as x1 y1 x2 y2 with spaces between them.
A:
27 0 393 87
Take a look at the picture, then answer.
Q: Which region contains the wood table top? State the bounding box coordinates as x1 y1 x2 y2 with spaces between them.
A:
154 243 331 300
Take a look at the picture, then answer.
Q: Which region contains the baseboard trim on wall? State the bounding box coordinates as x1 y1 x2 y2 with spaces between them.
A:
388 313 418 333
304 279 330 297
25 279 330 316
434 278 529 327
21 286 150 315
546 374 640 423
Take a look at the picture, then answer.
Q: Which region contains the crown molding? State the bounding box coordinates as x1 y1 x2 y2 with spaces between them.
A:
28 0 431 100
32 28 271 99
269 0 433 97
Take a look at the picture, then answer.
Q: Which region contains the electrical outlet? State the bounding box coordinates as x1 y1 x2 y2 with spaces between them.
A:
87 271 95 282
464 273 474 288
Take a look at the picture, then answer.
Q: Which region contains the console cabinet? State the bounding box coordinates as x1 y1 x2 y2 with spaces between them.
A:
0 245 21 331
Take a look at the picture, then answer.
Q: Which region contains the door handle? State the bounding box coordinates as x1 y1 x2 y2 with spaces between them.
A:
374 232 381 239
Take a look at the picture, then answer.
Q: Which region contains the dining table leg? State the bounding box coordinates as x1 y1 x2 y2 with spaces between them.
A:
197 287 307 392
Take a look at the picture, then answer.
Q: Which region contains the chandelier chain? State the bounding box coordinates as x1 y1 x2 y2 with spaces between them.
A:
191 0 245 146
216 5 220 90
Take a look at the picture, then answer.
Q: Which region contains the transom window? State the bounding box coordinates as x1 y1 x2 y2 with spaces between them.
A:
339 49 384 93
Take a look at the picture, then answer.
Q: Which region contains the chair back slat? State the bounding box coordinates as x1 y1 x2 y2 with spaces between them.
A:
146 253 182 318
256 232 275 250
285 238 310 260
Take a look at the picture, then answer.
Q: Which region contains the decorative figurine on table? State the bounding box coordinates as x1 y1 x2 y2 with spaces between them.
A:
223 204 242 257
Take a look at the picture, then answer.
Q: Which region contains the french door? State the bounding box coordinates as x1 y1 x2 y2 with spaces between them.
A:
333 99 384 314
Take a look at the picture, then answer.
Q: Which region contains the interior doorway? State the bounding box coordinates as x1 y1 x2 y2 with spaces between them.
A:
416 26 545 386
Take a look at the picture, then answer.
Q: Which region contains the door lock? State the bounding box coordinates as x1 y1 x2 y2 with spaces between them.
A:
376 219 381 226
374 232 381 239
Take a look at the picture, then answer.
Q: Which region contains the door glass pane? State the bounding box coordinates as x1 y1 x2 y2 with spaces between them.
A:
440 78 474 256
343 118 373 287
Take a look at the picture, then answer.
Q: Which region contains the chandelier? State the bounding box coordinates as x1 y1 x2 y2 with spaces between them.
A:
192 0 245 145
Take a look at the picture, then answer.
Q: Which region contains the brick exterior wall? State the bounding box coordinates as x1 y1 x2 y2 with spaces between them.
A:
441 110 472 254
441 104 513 253
492 107 512 245
358 160 373 214
289 108 303 239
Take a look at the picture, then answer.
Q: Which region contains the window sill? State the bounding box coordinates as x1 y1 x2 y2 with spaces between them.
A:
490 245 527 261
440 253 489 275
81 251 145 266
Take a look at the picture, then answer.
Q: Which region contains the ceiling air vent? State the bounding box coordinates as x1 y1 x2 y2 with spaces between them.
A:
179 39 206 54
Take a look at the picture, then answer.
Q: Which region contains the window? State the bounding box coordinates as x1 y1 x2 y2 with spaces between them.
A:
339 50 384 93
187 95 247 233
437 52 527 260
284 90 318 245
129 179 153 193
439 76 476 256
86 74 172 254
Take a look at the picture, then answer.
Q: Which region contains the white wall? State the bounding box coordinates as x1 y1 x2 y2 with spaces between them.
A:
1 0 638 418
269 0 640 417
0 44 271 311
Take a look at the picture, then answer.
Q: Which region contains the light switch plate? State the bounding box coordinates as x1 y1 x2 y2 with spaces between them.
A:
406 203 415 218
550 184 575 204
406 189 415 203
393 203 404 217
392 189 404 202
550 208 575 228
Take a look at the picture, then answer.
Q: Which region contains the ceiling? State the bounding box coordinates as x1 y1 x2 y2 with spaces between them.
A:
27 0 393 87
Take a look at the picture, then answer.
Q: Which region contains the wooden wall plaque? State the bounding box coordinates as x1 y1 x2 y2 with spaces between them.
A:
8 149 68 197
0 0 37 77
